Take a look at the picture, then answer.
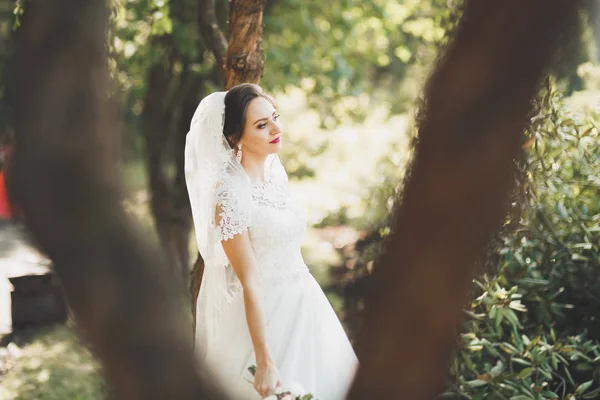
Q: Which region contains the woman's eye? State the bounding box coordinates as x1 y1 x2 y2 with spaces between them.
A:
258 123 267 129
273 114 280 120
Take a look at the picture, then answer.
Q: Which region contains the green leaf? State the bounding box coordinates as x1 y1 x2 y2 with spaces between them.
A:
572 242 593 249
490 361 504 378
465 380 488 388
502 308 521 327
583 388 600 399
495 306 504 327
516 278 550 286
539 367 553 380
572 253 590 261
517 367 534 380
501 343 519 354
513 328 524 353
576 380 594 395
541 392 559 399
564 366 576 386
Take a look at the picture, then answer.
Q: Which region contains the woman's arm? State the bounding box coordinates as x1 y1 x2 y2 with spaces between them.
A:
221 232 281 397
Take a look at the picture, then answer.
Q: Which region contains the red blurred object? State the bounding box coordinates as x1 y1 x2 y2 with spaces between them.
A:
0 169 13 218
0 145 15 219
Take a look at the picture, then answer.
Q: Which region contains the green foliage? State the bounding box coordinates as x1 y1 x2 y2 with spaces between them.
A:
105 0 465 146
334 80 600 398
455 86 600 397
263 0 458 125
3 0 599 154
445 274 600 400
499 84 600 339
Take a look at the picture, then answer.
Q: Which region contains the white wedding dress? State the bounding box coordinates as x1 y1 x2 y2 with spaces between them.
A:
196 174 358 399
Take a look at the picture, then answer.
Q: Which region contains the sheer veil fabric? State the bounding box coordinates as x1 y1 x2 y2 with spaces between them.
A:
184 92 285 357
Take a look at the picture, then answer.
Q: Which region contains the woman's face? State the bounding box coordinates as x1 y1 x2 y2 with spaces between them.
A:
240 96 282 157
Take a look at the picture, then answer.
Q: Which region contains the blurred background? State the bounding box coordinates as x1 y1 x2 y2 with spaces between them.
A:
1 0 600 399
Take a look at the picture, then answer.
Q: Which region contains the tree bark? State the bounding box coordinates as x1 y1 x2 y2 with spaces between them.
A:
348 1 578 399
198 0 228 82
141 0 203 289
141 42 193 287
10 1 224 398
225 0 265 89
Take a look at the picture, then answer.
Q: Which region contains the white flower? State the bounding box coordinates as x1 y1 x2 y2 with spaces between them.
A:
283 382 306 395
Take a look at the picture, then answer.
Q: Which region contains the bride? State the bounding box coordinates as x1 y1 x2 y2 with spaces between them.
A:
184 83 358 399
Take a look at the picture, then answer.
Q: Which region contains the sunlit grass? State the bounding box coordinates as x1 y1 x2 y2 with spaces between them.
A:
1 326 107 400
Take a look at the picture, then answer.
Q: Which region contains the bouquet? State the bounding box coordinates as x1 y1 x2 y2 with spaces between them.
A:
248 365 317 400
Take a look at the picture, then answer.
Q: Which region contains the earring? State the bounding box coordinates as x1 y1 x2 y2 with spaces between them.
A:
236 143 243 162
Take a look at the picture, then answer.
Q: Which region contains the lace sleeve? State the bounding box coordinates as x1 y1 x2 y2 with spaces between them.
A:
215 175 252 241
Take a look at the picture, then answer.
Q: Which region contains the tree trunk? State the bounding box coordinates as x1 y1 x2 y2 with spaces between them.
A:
198 0 228 82
141 45 193 288
10 1 224 398
224 0 265 89
141 0 203 289
174 72 205 323
348 1 578 399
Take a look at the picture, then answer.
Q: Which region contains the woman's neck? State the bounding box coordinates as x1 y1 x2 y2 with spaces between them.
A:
241 153 267 183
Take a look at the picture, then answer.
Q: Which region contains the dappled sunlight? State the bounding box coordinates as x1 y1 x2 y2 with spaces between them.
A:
36 369 49 383
276 88 411 226
1 326 107 400
3 0 600 398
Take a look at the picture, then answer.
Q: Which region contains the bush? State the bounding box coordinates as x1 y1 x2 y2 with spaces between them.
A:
445 275 600 399
337 80 600 399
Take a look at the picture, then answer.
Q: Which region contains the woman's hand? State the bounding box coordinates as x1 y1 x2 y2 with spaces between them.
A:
253 361 282 398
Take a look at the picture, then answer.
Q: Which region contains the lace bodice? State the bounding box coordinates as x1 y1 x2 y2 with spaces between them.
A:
217 176 309 288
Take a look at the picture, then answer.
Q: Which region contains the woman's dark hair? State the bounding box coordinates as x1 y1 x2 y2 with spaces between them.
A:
223 83 275 148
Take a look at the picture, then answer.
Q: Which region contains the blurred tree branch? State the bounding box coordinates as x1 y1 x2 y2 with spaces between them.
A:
349 1 578 399
10 1 223 398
